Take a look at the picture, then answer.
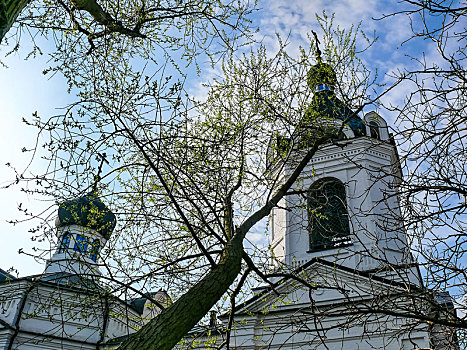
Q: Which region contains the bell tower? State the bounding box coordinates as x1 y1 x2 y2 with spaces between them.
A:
269 62 420 284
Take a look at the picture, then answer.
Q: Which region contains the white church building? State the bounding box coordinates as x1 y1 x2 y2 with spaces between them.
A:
0 195 169 349
0 61 458 349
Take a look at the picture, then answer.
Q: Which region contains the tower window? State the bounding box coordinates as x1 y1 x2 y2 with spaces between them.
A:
308 178 351 251
74 234 89 253
58 232 71 253
89 239 101 262
369 121 380 140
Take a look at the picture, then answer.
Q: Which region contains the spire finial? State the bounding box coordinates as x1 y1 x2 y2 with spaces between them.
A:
307 32 337 91
311 31 322 64
92 152 108 195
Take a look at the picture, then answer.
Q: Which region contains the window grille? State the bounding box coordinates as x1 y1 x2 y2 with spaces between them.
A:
369 121 380 140
308 178 351 251
74 234 89 253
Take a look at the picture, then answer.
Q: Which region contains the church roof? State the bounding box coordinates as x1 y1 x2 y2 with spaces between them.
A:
227 258 423 317
0 271 145 316
0 271 102 293
56 194 117 239
39 271 102 289
0 268 16 283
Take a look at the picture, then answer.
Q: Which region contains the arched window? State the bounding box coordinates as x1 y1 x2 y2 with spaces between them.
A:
89 239 101 262
369 121 380 140
58 232 71 253
308 178 351 251
74 234 89 253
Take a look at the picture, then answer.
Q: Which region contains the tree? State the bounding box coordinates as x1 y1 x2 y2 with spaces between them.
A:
1 0 253 57
0 0 255 135
5 15 392 348
4 3 466 348
376 1 467 346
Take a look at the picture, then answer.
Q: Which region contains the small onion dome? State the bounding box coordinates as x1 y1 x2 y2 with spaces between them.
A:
307 62 337 91
56 194 117 239
300 62 366 137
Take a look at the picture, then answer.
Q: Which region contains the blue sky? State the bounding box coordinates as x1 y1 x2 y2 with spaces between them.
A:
0 0 436 276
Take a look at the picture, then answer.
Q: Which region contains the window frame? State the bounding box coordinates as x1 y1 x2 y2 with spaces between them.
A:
369 121 380 140
307 178 352 252
58 232 71 254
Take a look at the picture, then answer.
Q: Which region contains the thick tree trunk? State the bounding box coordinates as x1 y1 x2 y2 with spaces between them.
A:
119 136 331 350
0 0 31 43
119 234 244 350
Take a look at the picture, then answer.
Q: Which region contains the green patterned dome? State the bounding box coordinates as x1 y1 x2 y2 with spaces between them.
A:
299 62 366 139
56 195 116 239
307 62 337 89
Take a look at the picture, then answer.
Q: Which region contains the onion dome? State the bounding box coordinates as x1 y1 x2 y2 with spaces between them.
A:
56 194 116 239
299 62 366 139
307 62 337 91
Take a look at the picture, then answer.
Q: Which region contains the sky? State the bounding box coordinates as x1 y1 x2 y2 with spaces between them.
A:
0 0 436 276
